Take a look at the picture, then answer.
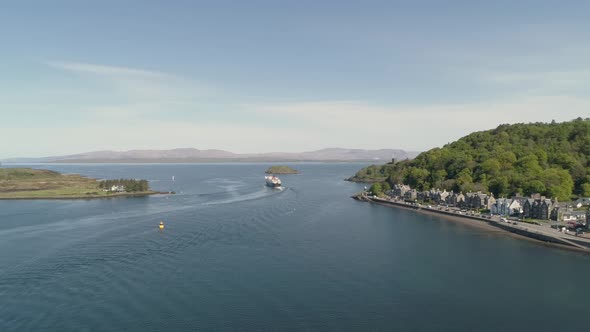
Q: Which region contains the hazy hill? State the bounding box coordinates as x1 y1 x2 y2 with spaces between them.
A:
3 148 419 163
350 118 590 200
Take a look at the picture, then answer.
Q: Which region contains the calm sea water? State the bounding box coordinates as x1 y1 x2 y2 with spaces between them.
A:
1 163 589 331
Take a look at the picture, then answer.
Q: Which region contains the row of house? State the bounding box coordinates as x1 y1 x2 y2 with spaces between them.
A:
491 198 521 217
523 197 556 220
494 196 560 221
390 185 496 210
387 183 590 224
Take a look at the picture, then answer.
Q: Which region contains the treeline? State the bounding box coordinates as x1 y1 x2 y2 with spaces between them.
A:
347 163 397 182
351 118 590 200
98 179 149 192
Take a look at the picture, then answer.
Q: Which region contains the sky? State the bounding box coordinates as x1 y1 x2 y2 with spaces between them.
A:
1 0 589 158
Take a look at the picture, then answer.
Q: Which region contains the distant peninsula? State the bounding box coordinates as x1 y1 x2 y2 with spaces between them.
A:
0 168 168 200
265 166 299 174
2 148 419 164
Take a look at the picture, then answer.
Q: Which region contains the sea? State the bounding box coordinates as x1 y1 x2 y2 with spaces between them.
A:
1 163 588 331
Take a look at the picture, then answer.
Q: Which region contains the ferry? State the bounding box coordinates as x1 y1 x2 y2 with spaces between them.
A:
265 175 281 187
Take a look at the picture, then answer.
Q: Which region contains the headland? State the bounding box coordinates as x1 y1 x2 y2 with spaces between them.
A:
0 168 170 200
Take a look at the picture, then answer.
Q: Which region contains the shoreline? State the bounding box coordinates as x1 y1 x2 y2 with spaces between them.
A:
353 195 590 255
345 177 385 183
0 191 173 200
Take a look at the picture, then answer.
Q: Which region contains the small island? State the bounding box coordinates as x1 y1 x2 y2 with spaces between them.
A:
0 168 169 200
265 165 299 174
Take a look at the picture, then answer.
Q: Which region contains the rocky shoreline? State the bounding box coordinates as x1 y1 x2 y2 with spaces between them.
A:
0 191 174 200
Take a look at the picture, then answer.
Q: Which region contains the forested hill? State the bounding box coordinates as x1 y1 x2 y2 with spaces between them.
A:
349 118 590 201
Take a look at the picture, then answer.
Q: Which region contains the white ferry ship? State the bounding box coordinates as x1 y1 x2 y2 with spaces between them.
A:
265 175 281 187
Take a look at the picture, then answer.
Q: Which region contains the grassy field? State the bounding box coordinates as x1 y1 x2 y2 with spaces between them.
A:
0 168 157 199
265 165 299 174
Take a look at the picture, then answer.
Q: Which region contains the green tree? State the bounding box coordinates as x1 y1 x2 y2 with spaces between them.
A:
540 168 573 200
489 176 509 197
381 182 391 193
404 167 430 190
456 168 473 192
481 158 501 176
524 180 546 195
370 183 383 195
349 119 590 199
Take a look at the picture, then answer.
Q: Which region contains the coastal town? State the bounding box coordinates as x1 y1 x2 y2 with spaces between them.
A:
387 184 590 227
355 183 590 252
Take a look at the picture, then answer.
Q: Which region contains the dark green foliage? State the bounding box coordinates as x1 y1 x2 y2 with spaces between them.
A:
347 163 400 182
265 166 299 174
369 183 383 195
0 168 61 180
351 118 590 200
99 179 150 192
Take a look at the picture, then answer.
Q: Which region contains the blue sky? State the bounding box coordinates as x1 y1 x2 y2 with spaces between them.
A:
1 0 589 158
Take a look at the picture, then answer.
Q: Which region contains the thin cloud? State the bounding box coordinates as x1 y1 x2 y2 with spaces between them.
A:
46 61 168 79
45 60 217 103
486 70 590 93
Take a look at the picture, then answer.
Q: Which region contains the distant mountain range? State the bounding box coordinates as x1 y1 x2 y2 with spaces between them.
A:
2 148 419 163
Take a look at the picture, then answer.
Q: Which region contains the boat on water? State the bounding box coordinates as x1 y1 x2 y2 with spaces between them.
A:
159 221 165 229
265 175 282 187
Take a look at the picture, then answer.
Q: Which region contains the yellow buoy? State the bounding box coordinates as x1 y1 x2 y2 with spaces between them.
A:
159 221 165 230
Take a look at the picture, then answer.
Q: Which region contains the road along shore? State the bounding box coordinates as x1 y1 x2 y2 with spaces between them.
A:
353 194 590 254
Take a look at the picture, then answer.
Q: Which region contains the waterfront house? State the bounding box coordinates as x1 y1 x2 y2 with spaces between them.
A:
523 199 534 218
508 199 522 215
463 192 475 208
417 191 427 201
535 200 542 218
439 190 450 203
444 191 456 205
432 189 450 204
522 195 554 220
550 204 561 221
491 198 507 216
110 185 125 192
491 198 522 217
427 188 439 202
462 191 493 210
404 189 418 201
469 194 475 208
453 192 465 207
393 184 411 197
476 192 494 210
492 198 514 216
574 197 590 208
423 188 447 203
485 194 496 210
562 211 586 222
549 198 562 221
540 199 553 220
